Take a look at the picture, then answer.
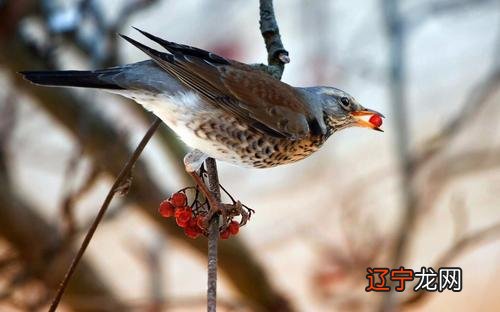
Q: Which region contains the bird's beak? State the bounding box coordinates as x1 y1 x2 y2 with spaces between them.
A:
350 109 385 132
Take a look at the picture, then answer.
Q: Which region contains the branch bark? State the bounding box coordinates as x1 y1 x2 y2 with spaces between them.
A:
411 70 500 170
258 0 289 79
205 158 220 312
48 118 161 312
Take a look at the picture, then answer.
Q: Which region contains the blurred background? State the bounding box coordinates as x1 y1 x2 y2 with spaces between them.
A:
0 0 499 311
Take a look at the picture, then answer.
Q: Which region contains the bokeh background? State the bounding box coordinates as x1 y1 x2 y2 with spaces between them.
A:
1 0 499 311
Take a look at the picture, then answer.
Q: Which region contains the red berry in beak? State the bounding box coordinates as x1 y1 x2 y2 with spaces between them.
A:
369 114 383 128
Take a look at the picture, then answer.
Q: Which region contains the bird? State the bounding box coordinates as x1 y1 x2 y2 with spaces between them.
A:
20 28 384 173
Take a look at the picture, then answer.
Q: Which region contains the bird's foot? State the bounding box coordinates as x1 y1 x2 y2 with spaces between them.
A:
186 170 223 226
218 183 255 227
183 149 208 173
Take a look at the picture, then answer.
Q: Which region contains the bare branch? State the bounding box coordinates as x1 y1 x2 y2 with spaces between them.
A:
402 222 500 306
205 158 220 312
48 118 161 312
258 0 289 79
411 70 500 169
419 147 500 212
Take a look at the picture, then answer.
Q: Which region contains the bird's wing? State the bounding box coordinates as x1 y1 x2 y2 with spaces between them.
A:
121 28 325 139
218 66 325 138
20 60 186 94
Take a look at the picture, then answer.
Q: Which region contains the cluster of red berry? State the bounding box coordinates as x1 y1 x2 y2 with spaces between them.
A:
159 191 240 240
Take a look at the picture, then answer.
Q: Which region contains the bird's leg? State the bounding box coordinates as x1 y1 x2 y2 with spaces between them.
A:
187 171 227 223
184 149 208 173
183 150 253 230
184 150 226 227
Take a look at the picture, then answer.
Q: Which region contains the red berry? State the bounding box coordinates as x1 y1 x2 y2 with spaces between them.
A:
175 208 192 227
187 218 200 230
220 229 230 240
175 206 191 218
228 221 240 235
171 192 187 208
183 218 202 238
195 215 206 229
184 226 201 239
369 114 383 128
176 217 189 227
159 200 175 218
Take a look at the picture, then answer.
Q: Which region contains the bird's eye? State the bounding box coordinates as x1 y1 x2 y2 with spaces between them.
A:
340 97 351 109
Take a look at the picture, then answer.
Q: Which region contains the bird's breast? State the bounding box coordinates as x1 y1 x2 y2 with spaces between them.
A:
189 117 327 168
125 90 327 168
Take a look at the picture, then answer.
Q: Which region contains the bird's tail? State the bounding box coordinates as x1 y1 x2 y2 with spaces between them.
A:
19 69 124 90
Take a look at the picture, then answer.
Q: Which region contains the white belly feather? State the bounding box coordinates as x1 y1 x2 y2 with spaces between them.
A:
115 90 246 165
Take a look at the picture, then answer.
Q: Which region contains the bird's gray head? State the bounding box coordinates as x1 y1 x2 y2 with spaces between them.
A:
307 86 384 133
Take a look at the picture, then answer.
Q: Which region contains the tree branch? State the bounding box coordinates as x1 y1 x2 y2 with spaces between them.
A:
258 0 289 79
411 69 500 170
48 118 162 312
205 158 220 312
402 222 500 307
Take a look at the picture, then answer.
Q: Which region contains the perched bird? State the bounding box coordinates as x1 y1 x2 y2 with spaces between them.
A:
21 28 384 173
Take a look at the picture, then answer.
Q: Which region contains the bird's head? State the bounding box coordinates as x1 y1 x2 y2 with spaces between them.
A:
311 87 384 133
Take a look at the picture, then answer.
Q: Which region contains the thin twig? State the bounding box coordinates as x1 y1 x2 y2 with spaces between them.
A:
411 70 500 169
402 222 500 306
48 118 161 312
205 158 220 312
411 6 500 170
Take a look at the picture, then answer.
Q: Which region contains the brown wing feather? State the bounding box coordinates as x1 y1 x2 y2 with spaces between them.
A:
125 29 321 138
175 56 314 138
219 66 314 137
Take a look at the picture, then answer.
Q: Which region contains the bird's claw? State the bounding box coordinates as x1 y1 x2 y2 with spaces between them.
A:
185 170 253 235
